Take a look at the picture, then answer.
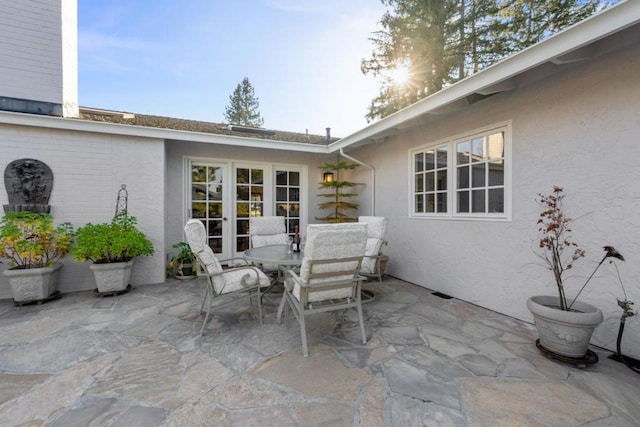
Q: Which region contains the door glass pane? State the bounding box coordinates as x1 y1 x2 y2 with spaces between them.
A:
276 170 287 185
251 169 263 184
427 193 435 213
275 169 301 238
437 146 447 167
191 164 226 255
288 171 299 186
236 168 249 184
236 185 249 201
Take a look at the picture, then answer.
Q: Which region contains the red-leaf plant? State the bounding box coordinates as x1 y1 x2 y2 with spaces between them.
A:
536 186 624 311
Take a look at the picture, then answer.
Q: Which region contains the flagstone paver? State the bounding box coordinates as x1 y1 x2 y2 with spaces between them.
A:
0 277 638 426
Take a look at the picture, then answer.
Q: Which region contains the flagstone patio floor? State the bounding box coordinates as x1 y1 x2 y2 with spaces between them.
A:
0 277 639 426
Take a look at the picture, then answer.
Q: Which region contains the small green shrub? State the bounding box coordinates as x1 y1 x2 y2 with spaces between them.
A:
71 211 154 264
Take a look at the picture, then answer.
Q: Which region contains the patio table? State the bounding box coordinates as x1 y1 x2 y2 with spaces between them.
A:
243 244 304 295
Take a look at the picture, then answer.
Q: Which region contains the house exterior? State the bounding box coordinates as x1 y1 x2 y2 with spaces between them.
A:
1 0 639 359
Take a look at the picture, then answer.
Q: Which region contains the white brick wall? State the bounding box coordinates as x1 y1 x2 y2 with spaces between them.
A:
0 0 78 116
0 124 166 297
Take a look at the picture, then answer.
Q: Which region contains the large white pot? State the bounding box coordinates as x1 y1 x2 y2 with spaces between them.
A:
90 260 134 293
527 295 603 358
2 263 62 303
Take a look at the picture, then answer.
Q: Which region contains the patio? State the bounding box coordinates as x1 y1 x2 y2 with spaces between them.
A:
0 277 638 426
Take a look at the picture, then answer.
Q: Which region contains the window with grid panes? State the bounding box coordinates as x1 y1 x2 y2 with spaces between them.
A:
410 124 508 219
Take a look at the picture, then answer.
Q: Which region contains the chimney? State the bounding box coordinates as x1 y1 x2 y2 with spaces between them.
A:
0 0 79 117
326 127 331 142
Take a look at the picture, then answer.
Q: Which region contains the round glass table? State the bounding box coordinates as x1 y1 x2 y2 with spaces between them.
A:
243 244 304 267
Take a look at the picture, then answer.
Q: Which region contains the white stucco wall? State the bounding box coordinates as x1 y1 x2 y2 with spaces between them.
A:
349 43 640 358
0 124 166 297
164 140 333 258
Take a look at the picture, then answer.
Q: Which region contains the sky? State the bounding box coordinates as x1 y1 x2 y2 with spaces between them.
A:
77 0 389 138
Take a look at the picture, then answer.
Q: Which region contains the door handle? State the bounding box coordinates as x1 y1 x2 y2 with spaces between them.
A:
223 217 228 221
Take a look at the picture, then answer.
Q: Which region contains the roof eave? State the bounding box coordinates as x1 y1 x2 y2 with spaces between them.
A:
0 110 332 154
329 0 640 153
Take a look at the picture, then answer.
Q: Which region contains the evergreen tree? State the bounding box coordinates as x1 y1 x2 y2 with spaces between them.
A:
362 0 609 122
223 77 264 127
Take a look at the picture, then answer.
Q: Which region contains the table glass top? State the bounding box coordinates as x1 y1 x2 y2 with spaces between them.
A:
243 244 304 265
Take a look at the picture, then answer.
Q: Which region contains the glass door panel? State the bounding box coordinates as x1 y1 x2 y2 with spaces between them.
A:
235 166 265 252
190 163 229 259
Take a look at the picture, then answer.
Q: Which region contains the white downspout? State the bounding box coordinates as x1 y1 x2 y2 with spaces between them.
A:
340 149 375 216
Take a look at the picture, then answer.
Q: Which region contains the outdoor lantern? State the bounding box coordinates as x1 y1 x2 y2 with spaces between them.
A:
323 171 334 183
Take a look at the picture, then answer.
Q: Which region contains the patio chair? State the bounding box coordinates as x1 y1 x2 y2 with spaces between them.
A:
277 223 368 357
184 219 270 335
358 216 388 282
249 216 290 273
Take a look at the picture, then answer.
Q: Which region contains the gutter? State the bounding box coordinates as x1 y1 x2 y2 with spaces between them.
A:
340 149 375 216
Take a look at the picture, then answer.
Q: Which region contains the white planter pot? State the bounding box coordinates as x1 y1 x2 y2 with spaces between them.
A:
527 295 603 358
3 263 62 303
90 260 134 293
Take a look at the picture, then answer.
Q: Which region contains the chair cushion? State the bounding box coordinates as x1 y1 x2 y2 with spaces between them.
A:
361 237 384 274
219 268 271 294
251 233 289 248
358 216 387 240
296 223 367 302
250 217 286 236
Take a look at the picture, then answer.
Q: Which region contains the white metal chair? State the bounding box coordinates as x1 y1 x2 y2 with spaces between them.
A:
358 216 388 282
249 216 290 272
184 219 270 335
277 223 368 357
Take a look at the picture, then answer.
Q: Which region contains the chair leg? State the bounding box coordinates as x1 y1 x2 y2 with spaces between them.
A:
256 287 263 325
299 308 309 357
200 291 212 336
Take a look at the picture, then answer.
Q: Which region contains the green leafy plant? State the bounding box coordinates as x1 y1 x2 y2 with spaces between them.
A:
71 211 154 264
316 157 363 223
166 241 197 277
536 186 624 310
0 212 74 269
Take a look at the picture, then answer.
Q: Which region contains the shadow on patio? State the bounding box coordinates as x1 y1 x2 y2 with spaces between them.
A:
0 277 638 426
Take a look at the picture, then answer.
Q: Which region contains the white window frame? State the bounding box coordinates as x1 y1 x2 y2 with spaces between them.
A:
409 121 512 221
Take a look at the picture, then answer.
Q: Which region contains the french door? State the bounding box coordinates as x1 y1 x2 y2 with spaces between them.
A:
188 160 305 261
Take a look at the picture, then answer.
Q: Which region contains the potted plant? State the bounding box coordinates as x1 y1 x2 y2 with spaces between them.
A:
71 211 154 294
316 155 363 223
166 241 197 280
0 212 74 303
527 186 624 359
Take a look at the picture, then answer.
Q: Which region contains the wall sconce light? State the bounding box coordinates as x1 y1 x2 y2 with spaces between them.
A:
323 171 335 183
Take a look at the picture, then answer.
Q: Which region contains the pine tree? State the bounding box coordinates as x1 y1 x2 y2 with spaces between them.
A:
362 0 607 122
316 157 363 223
223 77 264 127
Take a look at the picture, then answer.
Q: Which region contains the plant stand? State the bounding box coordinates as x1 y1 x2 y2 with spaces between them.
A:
536 339 598 368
